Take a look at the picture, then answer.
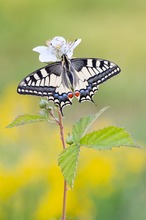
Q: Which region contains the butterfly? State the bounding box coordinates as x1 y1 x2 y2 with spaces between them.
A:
17 54 121 114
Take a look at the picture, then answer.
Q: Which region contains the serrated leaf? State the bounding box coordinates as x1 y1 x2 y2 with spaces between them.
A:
6 114 48 128
80 126 136 150
58 144 80 188
72 107 109 144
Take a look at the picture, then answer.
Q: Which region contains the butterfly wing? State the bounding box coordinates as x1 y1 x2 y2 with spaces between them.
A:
17 57 121 114
71 58 121 102
17 62 72 113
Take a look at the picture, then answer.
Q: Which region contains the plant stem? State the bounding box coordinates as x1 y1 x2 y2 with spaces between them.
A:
57 109 67 220
58 110 66 150
62 180 67 220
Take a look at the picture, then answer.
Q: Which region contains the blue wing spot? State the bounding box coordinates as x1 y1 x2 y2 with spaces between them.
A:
87 85 92 90
54 93 59 98
62 93 68 98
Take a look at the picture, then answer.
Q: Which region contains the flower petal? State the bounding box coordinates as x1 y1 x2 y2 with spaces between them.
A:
39 52 58 62
33 46 60 62
33 46 48 53
51 36 66 47
71 39 82 50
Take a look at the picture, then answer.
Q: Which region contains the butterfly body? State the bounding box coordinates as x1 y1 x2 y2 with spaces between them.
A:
17 54 121 113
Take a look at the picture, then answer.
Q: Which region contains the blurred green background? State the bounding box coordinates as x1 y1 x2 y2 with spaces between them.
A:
0 0 146 219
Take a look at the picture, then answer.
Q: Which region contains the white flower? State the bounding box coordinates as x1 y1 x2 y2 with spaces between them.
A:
33 36 81 63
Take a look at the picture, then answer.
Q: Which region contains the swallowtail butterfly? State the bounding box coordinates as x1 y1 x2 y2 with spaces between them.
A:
17 54 121 114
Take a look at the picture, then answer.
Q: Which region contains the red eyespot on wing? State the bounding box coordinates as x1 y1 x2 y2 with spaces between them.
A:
68 92 73 99
74 90 80 97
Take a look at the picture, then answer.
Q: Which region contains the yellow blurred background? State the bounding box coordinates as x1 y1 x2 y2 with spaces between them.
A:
0 0 146 219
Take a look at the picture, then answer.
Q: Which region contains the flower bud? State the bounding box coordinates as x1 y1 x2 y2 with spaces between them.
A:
39 99 49 109
66 134 74 145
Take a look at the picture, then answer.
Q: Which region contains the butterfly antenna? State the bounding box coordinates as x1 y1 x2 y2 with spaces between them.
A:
65 39 78 55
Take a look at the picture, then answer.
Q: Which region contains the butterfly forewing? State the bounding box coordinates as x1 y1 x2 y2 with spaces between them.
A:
17 56 121 114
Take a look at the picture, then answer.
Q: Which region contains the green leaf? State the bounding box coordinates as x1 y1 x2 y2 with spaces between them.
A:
6 114 48 128
80 126 136 150
58 144 80 188
72 107 109 144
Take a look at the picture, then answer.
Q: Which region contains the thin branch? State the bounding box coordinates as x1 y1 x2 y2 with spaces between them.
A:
62 180 67 220
57 109 67 220
47 107 60 125
58 109 66 150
